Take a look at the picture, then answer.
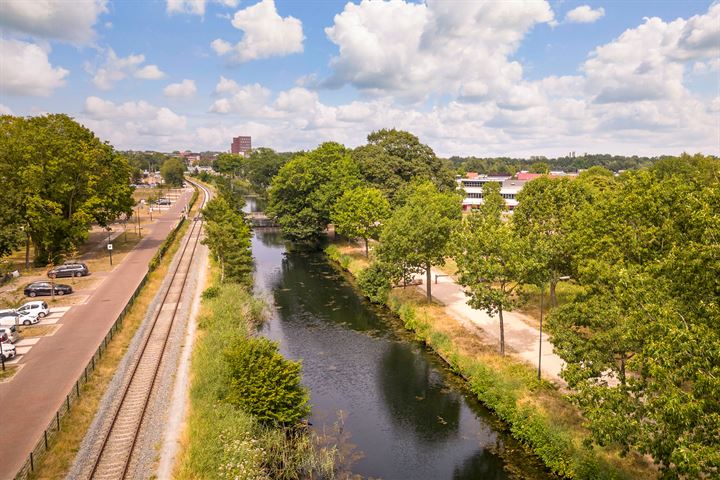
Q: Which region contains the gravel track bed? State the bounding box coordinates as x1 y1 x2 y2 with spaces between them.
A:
67 223 202 480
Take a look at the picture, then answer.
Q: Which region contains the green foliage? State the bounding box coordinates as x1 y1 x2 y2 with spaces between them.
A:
529 161 549 174
356 262 391 304
202 197 253 285
181 281 335 480
377 181 461 301
331 186 390 256
267 142 361 243
547 155 720 477
353 129 456 202
513 176 595 304
0 114 134 264
453 197 534 354
244 147 292 191
160 157 186 186
223 336 310 425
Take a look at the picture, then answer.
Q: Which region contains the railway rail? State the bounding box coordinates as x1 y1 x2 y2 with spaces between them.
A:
84 180 209 479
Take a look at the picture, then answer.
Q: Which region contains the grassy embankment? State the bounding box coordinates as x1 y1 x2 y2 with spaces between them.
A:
26 186 200 479
325 242 656 480
175 265 338 480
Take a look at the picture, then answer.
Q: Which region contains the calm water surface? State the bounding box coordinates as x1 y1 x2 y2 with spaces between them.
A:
247 200 551 480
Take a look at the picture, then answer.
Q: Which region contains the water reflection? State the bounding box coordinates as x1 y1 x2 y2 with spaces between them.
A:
378 342 461 442
251 226 551 480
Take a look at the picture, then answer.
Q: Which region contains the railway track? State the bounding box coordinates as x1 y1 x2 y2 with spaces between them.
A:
84 180 209 479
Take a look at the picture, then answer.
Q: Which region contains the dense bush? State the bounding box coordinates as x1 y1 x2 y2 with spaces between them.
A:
357 262 391 303
223 336 310 425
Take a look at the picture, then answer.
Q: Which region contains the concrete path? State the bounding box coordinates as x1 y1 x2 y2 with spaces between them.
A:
417 269 567 386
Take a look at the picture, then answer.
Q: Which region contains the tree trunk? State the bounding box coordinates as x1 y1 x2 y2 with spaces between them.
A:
364 237 369 258
549 279 558 308
220 259 225 283
619 355 626 387
24 231 30 270
499 307 505 355
426 262 432 303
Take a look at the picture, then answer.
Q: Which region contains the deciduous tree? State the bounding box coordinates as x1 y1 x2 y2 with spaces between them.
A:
332 186 390 257
377 181 461 301
453 184 533 355
267 142 361 243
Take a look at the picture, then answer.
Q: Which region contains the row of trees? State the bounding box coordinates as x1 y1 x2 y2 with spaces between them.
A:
450 153 669 175
201 192 252 285
0 114 135 266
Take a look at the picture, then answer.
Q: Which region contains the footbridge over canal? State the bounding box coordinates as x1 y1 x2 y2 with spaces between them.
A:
246 212 278 228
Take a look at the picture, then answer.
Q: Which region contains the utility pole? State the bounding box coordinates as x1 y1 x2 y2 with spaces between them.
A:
107 227 113 266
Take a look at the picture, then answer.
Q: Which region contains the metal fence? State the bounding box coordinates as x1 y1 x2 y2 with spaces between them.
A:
13 216 187 480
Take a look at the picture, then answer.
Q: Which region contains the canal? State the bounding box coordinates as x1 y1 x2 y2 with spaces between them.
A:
248 203 552 479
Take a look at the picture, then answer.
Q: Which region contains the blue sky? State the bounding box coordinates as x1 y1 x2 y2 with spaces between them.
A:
1 0 718 157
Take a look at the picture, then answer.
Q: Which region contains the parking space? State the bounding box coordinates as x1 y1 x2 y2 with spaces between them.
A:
2 306 71 365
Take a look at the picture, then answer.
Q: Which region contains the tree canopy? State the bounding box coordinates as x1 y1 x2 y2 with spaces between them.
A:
267 142 361 243
377 181 461 301
160 157 186 187
0 114 134 264
331 186 390 257
547 155 720 476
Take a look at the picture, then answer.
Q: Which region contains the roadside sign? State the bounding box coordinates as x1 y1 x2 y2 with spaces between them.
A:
107 243 113 251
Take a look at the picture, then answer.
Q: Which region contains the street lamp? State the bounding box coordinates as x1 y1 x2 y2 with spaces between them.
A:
538 275 571 381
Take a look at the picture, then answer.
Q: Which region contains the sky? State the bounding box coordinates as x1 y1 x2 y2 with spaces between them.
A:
0 0 718 157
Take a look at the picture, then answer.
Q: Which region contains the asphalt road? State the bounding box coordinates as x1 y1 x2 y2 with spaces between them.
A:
0 189 192 480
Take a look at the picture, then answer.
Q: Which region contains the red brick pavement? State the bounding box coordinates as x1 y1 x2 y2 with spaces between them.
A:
0 190 192 480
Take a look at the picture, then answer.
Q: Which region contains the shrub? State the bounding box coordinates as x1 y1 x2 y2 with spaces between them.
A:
357 262 391 303
223 337 310 425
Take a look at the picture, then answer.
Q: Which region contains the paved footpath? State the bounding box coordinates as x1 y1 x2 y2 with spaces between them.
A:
418 269 567 386
0 190 192 480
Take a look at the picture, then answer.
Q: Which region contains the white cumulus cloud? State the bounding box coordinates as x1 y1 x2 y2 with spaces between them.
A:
88 49 166 90
134 64 166 80
82 96 187 140
564 5 605 24
0 0 107 44
324 0 554 101
209 82 272 114
164 79 197 97
211 0 304 63
0 39 69 96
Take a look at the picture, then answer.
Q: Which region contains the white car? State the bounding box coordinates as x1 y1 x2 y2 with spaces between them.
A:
0 309 39 326
0 341 16 360
17 301 49 318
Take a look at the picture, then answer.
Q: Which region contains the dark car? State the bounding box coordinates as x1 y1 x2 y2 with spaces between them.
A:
47 262 89 278
24 281 73 297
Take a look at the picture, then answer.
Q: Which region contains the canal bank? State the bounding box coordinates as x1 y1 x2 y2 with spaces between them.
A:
253 230 554 479
324 242 657 480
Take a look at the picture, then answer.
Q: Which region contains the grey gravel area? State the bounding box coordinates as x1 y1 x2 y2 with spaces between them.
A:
67 224 205 480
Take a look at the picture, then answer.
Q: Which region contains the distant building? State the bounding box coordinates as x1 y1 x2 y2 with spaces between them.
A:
231 136 252 155
458 171 577 212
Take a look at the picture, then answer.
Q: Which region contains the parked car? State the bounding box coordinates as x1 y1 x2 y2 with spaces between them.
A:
0 325 19 343
155 198 171 205
47 262 89 278
0 309 38 326
24 281 73 297
16 301 50 318
0 341 16 360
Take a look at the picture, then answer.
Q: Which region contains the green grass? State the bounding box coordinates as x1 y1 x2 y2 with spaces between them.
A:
176 269 337 480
